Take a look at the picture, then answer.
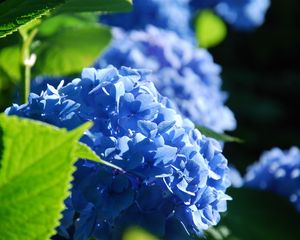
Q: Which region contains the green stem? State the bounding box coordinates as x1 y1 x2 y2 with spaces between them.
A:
20 28 38 104
24 61 31 103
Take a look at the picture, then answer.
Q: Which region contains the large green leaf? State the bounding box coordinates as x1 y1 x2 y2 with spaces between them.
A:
0 44 21 83
204 188 300 240
195 10 227 49
37 13 99 37
0 31 22 85
56 0 132 13
0 114 91 239
76 142 123 171
0 0 65 38
33 24 111 76
0 125 3 167
196 125 242 143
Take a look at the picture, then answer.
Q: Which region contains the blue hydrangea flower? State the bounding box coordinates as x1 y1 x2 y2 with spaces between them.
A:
190 0 270 30
100 0 193 41
30 76 71 95
6 66 231 239
245 147 300 211
96 26 236 133
228 165 243 188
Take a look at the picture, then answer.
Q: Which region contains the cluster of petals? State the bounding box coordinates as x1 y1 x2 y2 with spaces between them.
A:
100 0 270 36
245 147 300 211
6 66 231 239
96 26 236 133
100 0 193 41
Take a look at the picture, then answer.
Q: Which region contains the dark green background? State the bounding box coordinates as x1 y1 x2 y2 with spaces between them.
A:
211 0 300 172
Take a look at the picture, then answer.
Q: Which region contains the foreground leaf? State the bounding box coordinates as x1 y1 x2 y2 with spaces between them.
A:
0 29 22 85
33 25 111 76
0 44 21 83
0 126 2 167
56 0 132 13
196 125 242 143
37 13 99 37
76 142 123 171
195 10 227 48
0 114 90 239
205 188 300 240
0 0 65 38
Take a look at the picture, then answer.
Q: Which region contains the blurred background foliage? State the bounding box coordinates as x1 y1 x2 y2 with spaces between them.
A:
208 0 300 172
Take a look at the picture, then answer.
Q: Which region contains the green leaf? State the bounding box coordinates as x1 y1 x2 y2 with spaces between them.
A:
0 126 3 168
196 126 243 143
0 33 22 85
33 25 111 76
0 44 21 83
195 10 227 49
205 188 300 240
37 13 99 37
0 70 13 90
56 0 132 13
76 142 123 171
76 142 102 162
122 226 159 240
0 114 90 239
0 0 65 38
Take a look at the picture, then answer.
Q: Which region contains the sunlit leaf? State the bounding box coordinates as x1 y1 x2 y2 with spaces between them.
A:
195 10 227 48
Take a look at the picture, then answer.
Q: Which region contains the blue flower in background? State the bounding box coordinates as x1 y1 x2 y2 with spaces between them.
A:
245 147 300 211
100 0 193 41
190 0 270 30
6 66 231 239
96 26 236 133
189 0 219 9
228 165 243 188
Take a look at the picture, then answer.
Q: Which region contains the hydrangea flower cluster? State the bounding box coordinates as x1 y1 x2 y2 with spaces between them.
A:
96 26 236 133
30 76 71 94
190 0 271 30
245 147 300 211
100 0 193 41
6 66 231 239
